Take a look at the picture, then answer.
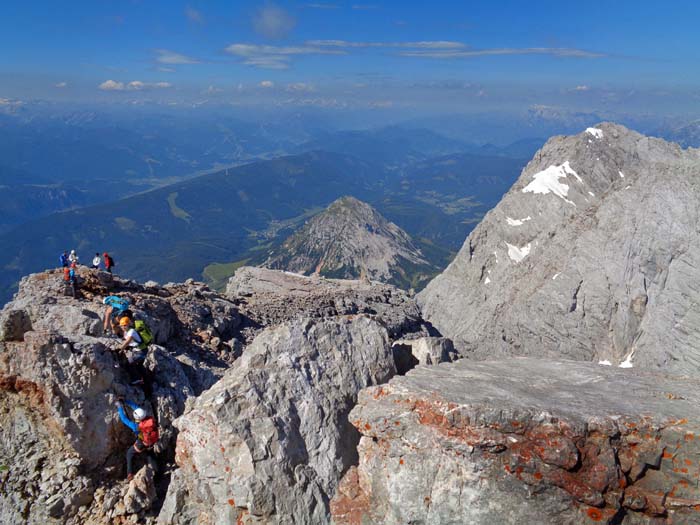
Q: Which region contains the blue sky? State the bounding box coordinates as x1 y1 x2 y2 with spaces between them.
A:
2 1 700 114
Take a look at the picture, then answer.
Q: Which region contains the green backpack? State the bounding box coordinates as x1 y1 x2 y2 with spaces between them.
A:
134 319 153 350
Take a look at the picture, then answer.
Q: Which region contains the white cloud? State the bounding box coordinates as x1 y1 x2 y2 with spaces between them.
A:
352 4 378 9
54 82 68 88
98 80 172 91
225 43 344 69
308 39 465 49
155 49 199 65
156 66 176 73
185 6 204 24
253 4 296 39
259 80 275 88
205 85 223 94
398 47 605 58
99 80 125 91
305 3 339 8
573 85 590 91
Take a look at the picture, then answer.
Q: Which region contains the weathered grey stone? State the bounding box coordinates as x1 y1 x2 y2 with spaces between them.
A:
124 464 157 514
418 123 700 375
0 309 32 341
163 316 396 525
0 269 244 524
391 336 456 373
226 266 430 342
332 358 700 525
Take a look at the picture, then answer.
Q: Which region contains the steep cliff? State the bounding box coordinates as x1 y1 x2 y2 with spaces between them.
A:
418 123 700 374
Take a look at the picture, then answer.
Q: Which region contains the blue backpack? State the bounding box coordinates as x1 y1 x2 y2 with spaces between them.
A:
104 296 130 313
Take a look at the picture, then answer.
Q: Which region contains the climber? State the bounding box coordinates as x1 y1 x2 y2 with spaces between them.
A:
91 252 101 270
65 262 78 298
103 295 131 336
118 316 154 395
68 249 79 265
59 251 69 268
103 252 114 274
115 398 159 481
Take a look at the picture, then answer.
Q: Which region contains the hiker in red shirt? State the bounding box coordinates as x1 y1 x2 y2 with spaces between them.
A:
103 252 114 274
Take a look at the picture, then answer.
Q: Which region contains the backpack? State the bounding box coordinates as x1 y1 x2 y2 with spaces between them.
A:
106 296 130 313
138 417 159 447
63 267 71 282
134 319 153 350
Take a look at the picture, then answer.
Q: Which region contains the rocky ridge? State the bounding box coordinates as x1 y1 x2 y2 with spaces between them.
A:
262 196 436 289
0 264 431 524
418 123 700 374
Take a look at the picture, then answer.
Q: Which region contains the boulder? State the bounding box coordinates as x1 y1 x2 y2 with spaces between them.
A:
391 336 457 374
162 316 396 525
124 463 157 514
332 358 700 525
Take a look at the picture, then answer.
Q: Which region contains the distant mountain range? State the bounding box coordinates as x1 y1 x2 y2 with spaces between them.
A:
0 147 525 303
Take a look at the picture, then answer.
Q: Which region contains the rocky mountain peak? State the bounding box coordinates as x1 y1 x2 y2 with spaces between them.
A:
262 195 436 289
418 123 700 374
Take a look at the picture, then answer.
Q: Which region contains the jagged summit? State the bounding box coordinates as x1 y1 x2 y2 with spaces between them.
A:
262 196 436 289
418 122 700 374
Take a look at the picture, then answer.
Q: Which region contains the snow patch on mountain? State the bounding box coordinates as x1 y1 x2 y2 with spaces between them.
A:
522 161 579 206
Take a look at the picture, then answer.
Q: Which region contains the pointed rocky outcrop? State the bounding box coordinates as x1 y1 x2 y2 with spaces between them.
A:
262 196 436 289
418 123 700 374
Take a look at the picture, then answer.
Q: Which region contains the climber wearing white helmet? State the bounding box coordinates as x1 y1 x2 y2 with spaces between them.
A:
116 397 159 481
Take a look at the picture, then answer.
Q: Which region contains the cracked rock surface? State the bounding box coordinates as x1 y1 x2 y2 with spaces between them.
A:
418 123 700 374
332 358 700 525
160 315 396 525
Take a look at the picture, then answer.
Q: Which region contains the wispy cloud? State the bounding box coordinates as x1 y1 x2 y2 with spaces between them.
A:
54 82 68 88
286 82 315 92
185 6 204 24
399 47 605 58
308 40 466 49
203 85 223 94
573 85 590 91
352 4 378 9
156 66 176 73
259 80 275 88
99 80 172 91
225 43 345 69
253 4 296 39
155 49 199 65
305 3 339 8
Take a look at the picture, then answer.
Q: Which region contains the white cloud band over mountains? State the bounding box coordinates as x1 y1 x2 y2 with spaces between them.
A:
99 80 172 91
224 39 605 69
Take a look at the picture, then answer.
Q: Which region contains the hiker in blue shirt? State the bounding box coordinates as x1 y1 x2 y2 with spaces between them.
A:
59 251 69 268
116 398 159 481
102 295 131 336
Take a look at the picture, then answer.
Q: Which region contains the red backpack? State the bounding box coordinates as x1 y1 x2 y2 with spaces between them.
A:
138 417 159 447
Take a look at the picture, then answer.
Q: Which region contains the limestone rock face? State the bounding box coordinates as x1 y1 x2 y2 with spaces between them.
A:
227 266 431 342
0 269 242 524
391 336 457 374
332 358 700 525
418 123 700 374
162 316 396 525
